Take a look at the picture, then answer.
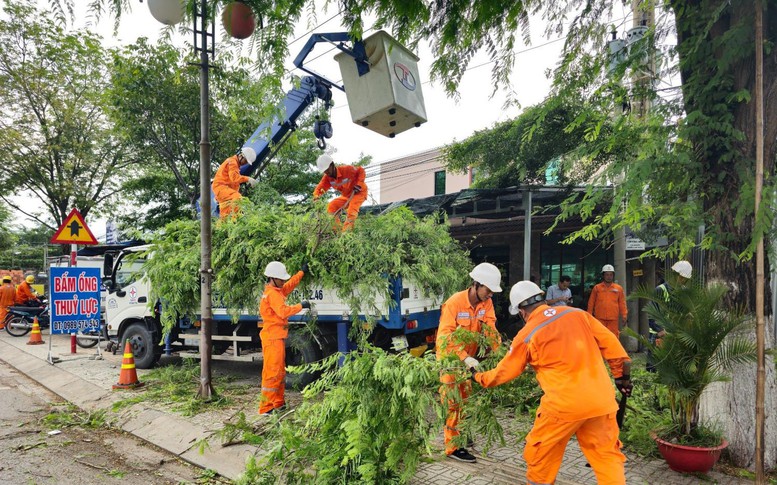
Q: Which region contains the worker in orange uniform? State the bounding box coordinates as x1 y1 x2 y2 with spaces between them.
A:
212 147 258 219
436 262 503 463
0 275 16 329
587 264 627 338
474 281 632 485
258 260 310 415
313 154 367 231
15 274 41 306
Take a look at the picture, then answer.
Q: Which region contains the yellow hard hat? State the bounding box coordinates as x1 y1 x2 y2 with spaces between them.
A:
26 275 35 283
2 275 12 283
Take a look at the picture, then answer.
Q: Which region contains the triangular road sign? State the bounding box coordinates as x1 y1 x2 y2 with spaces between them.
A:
50 208 99 245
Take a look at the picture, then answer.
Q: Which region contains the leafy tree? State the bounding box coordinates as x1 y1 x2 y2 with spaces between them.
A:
0 0 131 229
107 39 321 232
0 205 13 251
444 99 614 187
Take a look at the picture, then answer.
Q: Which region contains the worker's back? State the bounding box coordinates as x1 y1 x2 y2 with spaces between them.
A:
519 305 623 421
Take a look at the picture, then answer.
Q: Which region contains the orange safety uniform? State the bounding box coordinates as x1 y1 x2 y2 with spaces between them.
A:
14 281 37 306
0 281 16 329
212 155 249 219
313 165 368 231
475 305 630 485
436 289 501 455
258 270 304 414
587 281 627 338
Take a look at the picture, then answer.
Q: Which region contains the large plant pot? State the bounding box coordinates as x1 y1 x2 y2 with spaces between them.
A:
651 432 728 474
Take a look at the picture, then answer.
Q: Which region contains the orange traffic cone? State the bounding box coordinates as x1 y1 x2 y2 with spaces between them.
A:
26 317 45 345
112 340 144 390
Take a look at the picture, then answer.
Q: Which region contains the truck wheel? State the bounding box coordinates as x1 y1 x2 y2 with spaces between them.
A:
284 331 322 390
123 323 161 369
76 330 99 348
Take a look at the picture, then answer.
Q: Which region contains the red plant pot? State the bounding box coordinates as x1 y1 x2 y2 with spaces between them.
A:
651 432 728 474
222 2 256 40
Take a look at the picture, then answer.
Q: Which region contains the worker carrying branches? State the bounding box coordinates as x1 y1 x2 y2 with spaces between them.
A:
313 154 368 231
212 147 258 219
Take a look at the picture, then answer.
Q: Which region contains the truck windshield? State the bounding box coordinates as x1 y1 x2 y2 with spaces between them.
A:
115 257 146 290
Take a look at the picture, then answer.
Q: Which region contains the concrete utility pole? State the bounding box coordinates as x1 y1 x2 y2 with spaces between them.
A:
195 0 215 400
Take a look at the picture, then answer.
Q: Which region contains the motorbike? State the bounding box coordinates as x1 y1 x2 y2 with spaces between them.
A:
3 300 101 348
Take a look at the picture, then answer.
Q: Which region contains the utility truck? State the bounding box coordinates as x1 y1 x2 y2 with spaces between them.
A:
102 31 435 384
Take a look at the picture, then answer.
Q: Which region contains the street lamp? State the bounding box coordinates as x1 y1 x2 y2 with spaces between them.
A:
147 0 185 26
145 0 216 398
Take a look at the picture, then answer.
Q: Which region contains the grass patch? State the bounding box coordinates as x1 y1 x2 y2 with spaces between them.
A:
111 360 251 416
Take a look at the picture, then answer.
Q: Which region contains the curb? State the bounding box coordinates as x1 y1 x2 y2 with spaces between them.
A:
0 338 255 481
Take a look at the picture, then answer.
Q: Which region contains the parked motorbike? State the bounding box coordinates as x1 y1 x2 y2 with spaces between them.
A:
3 300 102 348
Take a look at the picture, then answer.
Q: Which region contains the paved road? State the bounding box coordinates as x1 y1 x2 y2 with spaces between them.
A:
0 359 225 485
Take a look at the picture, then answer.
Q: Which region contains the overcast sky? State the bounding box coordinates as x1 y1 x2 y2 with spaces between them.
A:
22 1 639 239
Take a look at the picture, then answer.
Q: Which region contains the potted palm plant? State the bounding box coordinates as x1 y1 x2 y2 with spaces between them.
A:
631 275 757 473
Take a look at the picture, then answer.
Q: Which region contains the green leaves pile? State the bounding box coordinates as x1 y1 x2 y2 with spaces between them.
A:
144 200 471 334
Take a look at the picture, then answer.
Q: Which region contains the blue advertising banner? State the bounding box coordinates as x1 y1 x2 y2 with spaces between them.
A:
49 267 101 334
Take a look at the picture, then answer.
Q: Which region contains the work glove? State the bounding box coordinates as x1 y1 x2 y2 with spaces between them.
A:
614 375 633 398
246 177 258 187
301 261 309 273
463 356 480 371
300 300 311 309
353 184 362 194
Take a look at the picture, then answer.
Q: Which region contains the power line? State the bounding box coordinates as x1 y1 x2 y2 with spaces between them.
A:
288 11 344 46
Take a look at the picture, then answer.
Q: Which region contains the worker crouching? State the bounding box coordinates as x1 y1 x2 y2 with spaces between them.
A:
313 154 367 231
474 281 633 485
212 147 258 219
258 261 310 415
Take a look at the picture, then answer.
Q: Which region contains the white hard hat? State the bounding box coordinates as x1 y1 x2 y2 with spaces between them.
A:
241 146 257 164
602 264 615 273
671 260 692 279
469 263 502 293
264 261 290 280
508 281 545 315
316 154 334 172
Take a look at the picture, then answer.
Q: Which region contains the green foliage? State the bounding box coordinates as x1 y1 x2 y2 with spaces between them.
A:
111 360 249 416
444 99 613 187
43 404 111 429
107 39 322 232
0 0 130 228
259 349 444 484
145 203 471 337
618 363 672 457
629 277 756 443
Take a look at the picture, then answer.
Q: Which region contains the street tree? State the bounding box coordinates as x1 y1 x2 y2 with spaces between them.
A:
108 39 322 232
0 0 131 229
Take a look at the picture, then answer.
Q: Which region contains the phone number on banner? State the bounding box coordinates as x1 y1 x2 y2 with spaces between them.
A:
52 320 100 333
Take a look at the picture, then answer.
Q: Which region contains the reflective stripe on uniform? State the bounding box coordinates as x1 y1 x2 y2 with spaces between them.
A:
524 308 579 344
262 387 278 392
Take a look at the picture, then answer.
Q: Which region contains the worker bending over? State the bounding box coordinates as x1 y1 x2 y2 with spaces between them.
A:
212 147 258 219
313 154 367 231
15 274 41 306
587 264 627 338
474 281 632 485
258 261 310 415
436 262 503 463
0 275 16 329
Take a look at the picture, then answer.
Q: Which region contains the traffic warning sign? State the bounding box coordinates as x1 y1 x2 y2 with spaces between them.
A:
50 208 98 245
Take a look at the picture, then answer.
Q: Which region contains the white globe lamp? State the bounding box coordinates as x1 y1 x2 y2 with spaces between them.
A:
148 0 185 26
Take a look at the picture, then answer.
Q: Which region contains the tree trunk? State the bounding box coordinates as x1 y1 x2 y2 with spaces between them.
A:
699 326 777 470
672 0 777 312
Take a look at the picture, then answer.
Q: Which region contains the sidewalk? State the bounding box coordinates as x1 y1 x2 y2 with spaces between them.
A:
0 331 752 484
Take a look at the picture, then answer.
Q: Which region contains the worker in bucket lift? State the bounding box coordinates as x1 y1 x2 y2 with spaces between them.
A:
0 275 16 329
313 154 368 231
212 147 258 219
436 262 503 463
474 281 632 485
15 274 41 306
258 260 310 416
